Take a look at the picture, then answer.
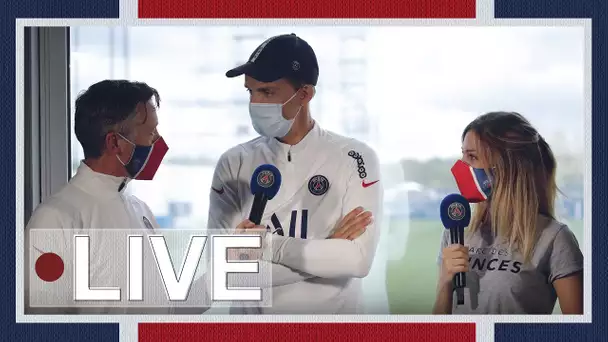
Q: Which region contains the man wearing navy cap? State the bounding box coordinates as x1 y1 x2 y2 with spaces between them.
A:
208 33 384 314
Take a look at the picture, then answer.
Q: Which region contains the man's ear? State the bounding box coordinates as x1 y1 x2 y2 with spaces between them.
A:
300 85 315 104
105 132 120 154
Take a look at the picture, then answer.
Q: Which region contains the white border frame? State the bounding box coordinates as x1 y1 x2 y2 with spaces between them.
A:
14 5 593 342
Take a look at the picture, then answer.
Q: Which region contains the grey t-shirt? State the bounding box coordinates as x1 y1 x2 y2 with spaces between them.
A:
437 215 583 314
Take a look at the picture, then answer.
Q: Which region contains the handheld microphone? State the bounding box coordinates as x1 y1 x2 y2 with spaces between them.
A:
440 193 471 305
248 164 282 225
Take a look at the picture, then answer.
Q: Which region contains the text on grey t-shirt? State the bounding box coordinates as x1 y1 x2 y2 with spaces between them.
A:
436 215 583 314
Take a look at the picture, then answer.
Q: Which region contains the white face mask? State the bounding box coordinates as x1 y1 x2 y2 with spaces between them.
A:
249 92 302 138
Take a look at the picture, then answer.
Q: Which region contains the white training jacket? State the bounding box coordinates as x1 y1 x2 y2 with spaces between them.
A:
208 122 384 314
24 161 208 314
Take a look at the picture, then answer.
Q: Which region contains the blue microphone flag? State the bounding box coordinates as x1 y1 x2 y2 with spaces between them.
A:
440 193 472 229
250 164 282 200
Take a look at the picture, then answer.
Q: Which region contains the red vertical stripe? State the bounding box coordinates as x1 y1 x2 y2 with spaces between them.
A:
138 1 476 341
138 0 476 18
139 323 476 342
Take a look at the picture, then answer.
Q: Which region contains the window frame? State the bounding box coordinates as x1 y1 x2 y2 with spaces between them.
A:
23 26 71 224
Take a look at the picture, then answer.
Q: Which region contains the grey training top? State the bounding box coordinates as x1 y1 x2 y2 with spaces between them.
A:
437 215 583 314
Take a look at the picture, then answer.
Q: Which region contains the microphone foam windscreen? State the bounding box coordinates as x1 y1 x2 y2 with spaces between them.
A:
250 164 282 200
439 193 472 229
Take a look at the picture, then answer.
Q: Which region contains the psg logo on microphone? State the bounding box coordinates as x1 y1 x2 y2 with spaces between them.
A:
447 202 466 221
257 170 275 188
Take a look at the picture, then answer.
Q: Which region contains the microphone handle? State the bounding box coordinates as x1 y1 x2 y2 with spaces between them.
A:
458 226 466 287
449 226 466 305
248 192 269 225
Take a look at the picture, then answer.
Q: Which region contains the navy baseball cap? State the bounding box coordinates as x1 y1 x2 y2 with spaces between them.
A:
226 33 319 86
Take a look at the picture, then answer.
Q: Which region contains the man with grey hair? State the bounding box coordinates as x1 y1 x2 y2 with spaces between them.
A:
24 80 205 314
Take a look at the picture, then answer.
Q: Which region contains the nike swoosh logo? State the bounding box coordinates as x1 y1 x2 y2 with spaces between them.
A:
362 180 379 188
212 186 224 194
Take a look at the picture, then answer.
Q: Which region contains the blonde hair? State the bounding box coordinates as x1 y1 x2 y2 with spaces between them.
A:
463 112 558 262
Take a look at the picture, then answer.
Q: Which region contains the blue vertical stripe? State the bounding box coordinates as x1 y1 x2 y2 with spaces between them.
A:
4 1 120 340
494 1 606 341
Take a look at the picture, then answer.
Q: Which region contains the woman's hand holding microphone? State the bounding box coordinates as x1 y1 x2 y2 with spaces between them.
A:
439 244 470 287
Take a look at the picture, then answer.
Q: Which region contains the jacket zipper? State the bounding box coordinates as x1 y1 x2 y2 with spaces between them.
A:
118 178 127 192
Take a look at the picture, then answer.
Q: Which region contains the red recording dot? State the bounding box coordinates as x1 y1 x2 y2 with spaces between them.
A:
35 253 64 282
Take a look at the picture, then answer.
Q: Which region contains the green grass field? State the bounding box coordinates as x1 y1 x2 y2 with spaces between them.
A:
385 218 584 314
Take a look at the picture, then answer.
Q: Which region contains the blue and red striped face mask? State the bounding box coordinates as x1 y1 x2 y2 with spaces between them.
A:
450 159 493 203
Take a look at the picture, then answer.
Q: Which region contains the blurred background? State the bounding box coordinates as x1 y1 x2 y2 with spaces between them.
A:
66 26 584 314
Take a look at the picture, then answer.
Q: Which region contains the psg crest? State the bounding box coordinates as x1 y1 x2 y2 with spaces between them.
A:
447 202 465 221
483 179 492 189
308 175 329 196
257 170 275 188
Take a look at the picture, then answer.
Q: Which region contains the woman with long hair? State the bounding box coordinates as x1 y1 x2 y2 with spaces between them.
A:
433 111 584 314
